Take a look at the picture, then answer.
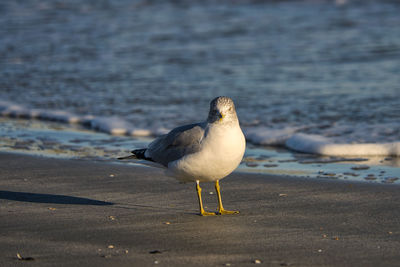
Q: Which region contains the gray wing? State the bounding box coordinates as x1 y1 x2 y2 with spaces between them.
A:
146 122 206 167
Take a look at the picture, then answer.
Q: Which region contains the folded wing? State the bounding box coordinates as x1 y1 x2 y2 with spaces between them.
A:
146 123 206 166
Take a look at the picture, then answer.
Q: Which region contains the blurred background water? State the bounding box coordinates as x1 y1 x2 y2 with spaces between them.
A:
0 0 399 182
1 0 399 139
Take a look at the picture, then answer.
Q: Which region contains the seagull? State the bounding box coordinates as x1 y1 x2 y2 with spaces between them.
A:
119 96 246 216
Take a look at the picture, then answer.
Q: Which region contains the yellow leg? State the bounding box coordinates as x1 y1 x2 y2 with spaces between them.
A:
196 181 216 216
215 180 239 215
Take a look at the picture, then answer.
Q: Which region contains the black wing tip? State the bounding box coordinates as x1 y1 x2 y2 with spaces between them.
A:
118 148 154 161
132 148 154 162
131 148 146 158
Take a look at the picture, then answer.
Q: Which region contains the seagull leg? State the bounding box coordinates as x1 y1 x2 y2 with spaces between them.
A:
196 181 216 216
215 180 239 215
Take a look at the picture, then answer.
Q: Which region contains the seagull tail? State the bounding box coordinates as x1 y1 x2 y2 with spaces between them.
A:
117 148 154 162
132 148 154 162
117 154 137 160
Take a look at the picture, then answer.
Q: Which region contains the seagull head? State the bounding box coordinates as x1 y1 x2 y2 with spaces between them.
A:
207 96 238 124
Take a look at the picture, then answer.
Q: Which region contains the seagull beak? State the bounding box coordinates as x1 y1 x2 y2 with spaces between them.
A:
219 113 225 122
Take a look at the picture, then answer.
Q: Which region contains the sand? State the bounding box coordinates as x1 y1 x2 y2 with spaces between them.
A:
1 152 399 266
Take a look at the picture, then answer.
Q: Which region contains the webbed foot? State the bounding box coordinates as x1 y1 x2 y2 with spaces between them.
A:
217 209 239 215
200 210 217 216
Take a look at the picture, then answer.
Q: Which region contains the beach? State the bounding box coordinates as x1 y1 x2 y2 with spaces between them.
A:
1 1 400 266
1 152 399 267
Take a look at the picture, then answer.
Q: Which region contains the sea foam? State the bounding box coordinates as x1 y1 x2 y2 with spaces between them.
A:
244 127 300 146
0 101 399 157
0 101 148 137
286 133 400 157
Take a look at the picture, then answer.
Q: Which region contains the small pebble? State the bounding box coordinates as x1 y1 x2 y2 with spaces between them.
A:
318 249 322 253
278 159 298 163
109 174 115 177
383 177 399 183
364 175 377 181
246 162 258 167
243 157 257 162
154 260 159 264
343 172 359 177
263 164 278 168
351 165 370 170
16 253 34 261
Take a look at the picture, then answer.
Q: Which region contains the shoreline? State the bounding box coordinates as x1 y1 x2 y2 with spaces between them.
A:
1 152 400 266
1 102 399 157
1 117 399 185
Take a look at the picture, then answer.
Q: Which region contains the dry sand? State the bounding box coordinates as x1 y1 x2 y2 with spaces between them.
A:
1 152 399 266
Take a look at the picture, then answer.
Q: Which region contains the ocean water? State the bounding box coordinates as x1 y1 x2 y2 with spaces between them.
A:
1 0 399 182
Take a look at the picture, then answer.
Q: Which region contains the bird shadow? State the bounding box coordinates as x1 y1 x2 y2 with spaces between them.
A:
0 190 113 206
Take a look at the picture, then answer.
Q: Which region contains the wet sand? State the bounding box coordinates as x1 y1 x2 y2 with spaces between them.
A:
1 152 399 266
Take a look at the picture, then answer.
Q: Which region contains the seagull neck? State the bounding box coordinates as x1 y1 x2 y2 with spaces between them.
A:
207 119 239 130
